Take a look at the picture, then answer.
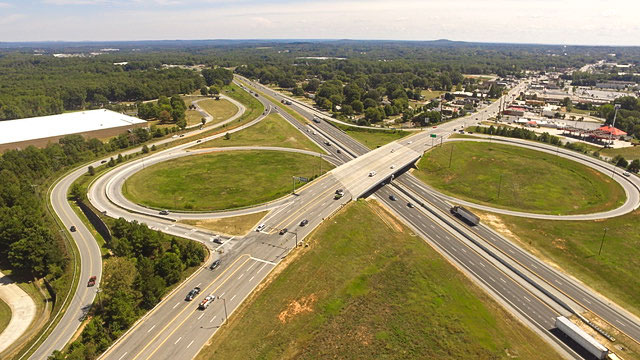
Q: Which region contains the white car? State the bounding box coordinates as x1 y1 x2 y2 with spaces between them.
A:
368 171 377 177
407 141 413 144
198 295 215 310
256 223 266 232
623 171 631 177
390 165 395 169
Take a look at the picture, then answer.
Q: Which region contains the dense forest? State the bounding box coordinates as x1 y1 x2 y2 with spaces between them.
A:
3 39 637 122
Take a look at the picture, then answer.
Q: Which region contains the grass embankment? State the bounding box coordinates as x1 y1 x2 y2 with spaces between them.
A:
239 81 309 125
0 298 10 335
601 146 640 161
197 98 238 126
421 89 445 100
478 210 640 358
335 123 410 149
414 141 625 215
194 113 322 153
195 201 559 360
124 151 334 211
180 211 268 236
221 83 264 127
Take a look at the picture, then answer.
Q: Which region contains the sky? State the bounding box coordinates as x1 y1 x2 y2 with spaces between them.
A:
1 0 639 46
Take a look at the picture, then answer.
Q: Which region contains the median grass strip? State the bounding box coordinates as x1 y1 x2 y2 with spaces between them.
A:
239 80 309 125
195 200 559 360
0 298 10 336
413 141 625 215
335 123 411 149
123 150 334 211
193 113 323 153
601 146 640 161
179 211 268 236
478 209 640 321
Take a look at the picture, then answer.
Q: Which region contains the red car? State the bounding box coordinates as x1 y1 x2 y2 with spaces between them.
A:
87 276 97 287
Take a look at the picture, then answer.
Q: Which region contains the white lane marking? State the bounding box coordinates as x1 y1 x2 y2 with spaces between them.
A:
257 263 268 273
196 283 201 287
500 277 507 284
118 353 128 360
616 320 627 327
230 294 237 301
209 315 217 323
173 302 180 309
479 263 486 268
246 261 257 272
524 296 531 303
238 274 244 280
174 337 182 345
251 256 277 265
187 340 195 349
147 324 156 333
249 276 255 282
198 313 205 320
460 248 467 253
583 298 592 305
219 292 225 297
215 236 235 251
489 276 496 282
468 261 474 266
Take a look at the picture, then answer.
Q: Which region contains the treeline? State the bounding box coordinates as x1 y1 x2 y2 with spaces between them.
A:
50 219 206 360
568 71 640 86
598 96 640 139
0 55 205 120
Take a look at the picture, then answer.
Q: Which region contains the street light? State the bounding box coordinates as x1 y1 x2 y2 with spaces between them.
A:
218 296 229 325
610 104 621 179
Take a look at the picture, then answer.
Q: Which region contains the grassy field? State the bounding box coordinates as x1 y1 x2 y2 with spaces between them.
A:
195 200 559 360
421 89 446 100
413 141 625 215
241 81 309 125
335 124 411 149
0 297 10 336
180 211 268 236
197 98 238 125
477 209 640 356
222 83 265 128
123 150 334 211
601 145 640 161
194 113 323 153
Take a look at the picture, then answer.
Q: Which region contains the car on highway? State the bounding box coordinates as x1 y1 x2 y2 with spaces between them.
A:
101 160 107 164
299 219 309 226
196 140 201 143
211 237 223 244
432 126 437 128
368 171 377 177
390 164 395 169
407 202 414 208
279 228 288 235
70 226 76 232
199 295 215 310
407 141 412 144
389 195 397 201
185 287 201 301
159 209 169 215
254 93 259 97
337 149 341 154
624 171 631 177
256 223 266 232
325 141 331 146
87 276 97 287
209 259 221 270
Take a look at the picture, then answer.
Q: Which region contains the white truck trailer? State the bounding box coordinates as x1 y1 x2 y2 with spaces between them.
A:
555 316 609 360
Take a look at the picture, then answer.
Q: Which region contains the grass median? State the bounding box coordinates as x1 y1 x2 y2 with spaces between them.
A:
195 200 559 360
335 123 411 149
179 211 268 236
123 150 334 211
413 141 625 215
0 298 10 336
194 113 322 152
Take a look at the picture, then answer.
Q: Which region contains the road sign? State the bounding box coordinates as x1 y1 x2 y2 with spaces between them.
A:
430 134 437 138
295 177 309 182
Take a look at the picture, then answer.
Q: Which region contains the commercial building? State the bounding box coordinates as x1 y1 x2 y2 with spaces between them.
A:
0 109 148 152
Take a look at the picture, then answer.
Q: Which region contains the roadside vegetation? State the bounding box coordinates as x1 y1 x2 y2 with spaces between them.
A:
195 201 559 360
197 98 238 125
180 211 268 236
414 141 625 215
335 123 410 149
194 113 322 152
477 209 640 351
123 150 334 211
0 298 10 337
49 218 207 360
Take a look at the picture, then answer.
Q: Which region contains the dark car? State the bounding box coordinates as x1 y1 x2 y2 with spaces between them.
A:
337 149 341 154
407 202 415 208
209 259 221 270
279 228 288 235
101 160 107 164
389 195 397 201
159 210 170 215
87 276 97 287
185 287 201 301
300 219 309 226
70 226 77 232
212 237 223 244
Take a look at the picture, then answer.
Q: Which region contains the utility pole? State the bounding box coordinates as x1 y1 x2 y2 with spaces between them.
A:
292 176 296 194
497 174 503 200
598 228 608 256
448 144 454 168
219 296 228 325
610 104 621 179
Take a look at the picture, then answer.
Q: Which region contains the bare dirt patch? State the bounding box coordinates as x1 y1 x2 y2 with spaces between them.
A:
278 294 317 324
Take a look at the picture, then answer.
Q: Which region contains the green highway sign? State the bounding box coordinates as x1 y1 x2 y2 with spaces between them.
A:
430 134 437 138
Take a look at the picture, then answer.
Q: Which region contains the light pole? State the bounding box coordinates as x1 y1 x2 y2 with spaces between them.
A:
598 228 608 256
218 296 229 325
610 104 621 178
497 174 503 200
291 231 299 248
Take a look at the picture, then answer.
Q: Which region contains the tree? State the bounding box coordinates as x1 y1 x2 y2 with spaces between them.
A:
628 159 640 173
614 155 628 168
351 100 364 114
151 144 157 151
87 165 95 176
201 117 206 126
158 110 171 123
155 252 184 285
224 132 231 140
365 107 384 123
200 87 208 96
292 86 304 96
141 145 149 154
69 183 85 202
209 86 220 96
117 154 124 163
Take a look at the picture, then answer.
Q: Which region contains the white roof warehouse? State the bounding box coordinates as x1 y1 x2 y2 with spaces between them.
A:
0 109 148 152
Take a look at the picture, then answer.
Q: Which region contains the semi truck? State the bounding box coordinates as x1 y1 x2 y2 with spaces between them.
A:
555 316 609 360
450 206 480 225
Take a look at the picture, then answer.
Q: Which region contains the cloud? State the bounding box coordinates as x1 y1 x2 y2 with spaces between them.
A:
0 14 25 25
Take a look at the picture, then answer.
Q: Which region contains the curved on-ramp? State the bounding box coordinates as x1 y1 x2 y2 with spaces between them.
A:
0 272 36 356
